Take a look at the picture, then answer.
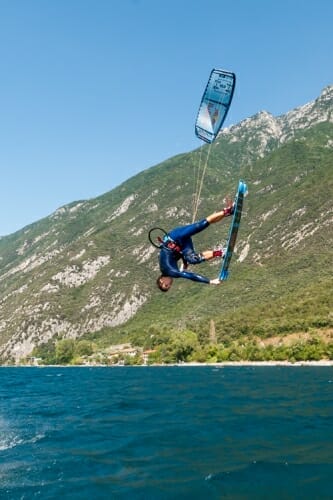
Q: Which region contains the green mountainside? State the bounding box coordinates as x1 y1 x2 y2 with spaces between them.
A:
0 86 332 364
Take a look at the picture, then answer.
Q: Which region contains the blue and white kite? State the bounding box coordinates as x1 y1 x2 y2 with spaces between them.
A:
195 69 236 143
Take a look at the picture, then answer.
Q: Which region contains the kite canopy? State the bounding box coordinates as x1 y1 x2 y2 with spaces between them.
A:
195 69 236 143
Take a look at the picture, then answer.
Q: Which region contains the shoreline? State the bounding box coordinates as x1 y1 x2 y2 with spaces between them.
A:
1 360 333 368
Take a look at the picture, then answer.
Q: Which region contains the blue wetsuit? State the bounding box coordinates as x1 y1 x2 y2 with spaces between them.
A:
159 219 210 284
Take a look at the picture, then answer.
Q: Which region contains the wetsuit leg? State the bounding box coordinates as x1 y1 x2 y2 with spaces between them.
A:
168 219 209 266
169 219 209 242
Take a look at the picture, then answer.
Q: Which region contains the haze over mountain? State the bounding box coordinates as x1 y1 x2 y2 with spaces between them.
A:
0 85 332 363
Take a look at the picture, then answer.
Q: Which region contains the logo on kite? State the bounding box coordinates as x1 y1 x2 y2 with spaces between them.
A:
195 69 236 143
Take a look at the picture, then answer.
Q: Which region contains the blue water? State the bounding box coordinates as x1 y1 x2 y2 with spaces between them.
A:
1 366 333 499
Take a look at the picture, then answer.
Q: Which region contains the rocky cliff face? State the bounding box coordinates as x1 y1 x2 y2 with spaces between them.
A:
221 84 333 160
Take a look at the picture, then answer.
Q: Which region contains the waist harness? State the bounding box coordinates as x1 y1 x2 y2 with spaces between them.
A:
159 235 183 255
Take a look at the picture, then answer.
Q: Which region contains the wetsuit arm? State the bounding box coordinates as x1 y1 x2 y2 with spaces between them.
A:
159 247 209 284
167 268 210 284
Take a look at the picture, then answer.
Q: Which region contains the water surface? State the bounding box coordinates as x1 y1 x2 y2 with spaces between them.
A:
1 366 332 498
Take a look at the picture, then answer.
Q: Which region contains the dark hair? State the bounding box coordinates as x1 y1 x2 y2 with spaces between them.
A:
156 275 169 292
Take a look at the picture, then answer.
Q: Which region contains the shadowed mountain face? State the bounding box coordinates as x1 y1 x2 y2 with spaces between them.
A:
0 85 332 362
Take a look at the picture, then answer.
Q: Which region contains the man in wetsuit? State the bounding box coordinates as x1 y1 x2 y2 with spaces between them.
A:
156 204 234 292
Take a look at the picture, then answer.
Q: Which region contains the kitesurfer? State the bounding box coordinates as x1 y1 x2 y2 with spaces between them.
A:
156 203 234 292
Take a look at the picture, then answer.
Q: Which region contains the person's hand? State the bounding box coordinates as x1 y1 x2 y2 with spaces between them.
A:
210 278 222 285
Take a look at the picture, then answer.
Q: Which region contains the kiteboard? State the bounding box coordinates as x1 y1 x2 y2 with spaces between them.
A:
219 180 247 281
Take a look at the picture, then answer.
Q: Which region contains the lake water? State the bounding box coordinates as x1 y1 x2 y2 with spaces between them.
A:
1 366 333 499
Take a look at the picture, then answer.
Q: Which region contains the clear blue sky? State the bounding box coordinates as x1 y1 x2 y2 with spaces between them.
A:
1 0 332 235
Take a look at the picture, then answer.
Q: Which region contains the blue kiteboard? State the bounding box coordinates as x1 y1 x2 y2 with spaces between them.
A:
219 180 247 281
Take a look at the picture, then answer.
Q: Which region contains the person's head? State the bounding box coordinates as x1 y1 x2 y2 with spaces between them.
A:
156 275 173 292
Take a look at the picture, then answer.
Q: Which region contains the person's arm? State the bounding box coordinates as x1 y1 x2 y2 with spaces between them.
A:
168 269 221 285
169 268 210 284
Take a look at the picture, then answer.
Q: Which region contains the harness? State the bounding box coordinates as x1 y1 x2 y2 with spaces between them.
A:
160 235 190 271
159 235 183 255
148 227 186 263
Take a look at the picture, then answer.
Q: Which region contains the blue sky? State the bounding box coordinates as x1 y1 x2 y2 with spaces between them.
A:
1 0 332 235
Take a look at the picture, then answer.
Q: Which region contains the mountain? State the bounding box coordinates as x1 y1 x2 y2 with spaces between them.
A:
0 85 332 363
